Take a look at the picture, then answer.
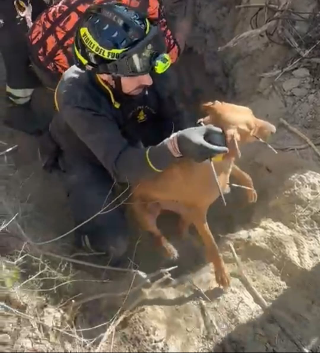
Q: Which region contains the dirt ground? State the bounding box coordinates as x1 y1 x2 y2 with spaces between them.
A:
1 0 320 352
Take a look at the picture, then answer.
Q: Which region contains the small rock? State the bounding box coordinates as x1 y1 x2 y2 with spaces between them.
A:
308 94 315 103
310 58 320 64
19 338 33 350
292 88 308 97
292 68 310 78
258 77 271 93
282 78 301 91
0 334 11 343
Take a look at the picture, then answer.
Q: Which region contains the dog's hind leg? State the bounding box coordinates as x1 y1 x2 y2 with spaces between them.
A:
190 207 230 288
231 164 257 203
131 200 179 260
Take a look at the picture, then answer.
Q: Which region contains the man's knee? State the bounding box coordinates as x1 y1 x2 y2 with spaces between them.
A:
61 159 132 259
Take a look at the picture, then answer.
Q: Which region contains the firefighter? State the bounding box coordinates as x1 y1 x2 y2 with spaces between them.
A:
0 0 48 134
27 0 192 170
49 2 228 263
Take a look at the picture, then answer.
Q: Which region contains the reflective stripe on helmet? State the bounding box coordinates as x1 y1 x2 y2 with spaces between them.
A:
79 27 127 60
78 18 151 61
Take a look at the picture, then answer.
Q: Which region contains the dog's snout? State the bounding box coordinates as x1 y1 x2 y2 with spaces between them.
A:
264 121 276 134
269 125 276 134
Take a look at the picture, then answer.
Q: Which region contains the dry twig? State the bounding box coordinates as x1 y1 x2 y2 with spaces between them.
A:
74 266 178 307
229 183 255 191
0 145 18 156
95 271 174 352
0 213 18 232
187 278 233 352
218 0 291 51
3 201 149 279
41 251 149 278
275 138 320 151
279 118 320 159
275 40 320 81
0 302 90 344
236 4 278 9
229 243 268 308
33 182 132 245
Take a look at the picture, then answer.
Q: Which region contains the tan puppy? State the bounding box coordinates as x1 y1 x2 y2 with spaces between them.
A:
129 101 276 288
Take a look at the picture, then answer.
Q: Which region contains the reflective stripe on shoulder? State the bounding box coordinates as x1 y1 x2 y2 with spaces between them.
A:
96 75 120 109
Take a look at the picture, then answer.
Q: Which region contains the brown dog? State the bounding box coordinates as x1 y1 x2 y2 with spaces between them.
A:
129 101 276 288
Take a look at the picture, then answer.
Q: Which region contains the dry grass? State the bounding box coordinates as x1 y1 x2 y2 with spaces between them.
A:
0 138 181 352
221 0 320 82
1 245 179 351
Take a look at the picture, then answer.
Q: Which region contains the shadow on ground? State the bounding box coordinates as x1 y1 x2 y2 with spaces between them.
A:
213 262 320 352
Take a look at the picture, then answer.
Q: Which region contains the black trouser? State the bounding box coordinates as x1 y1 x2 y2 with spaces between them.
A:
60 154 130 258
0 26 40 90
0 22 50 135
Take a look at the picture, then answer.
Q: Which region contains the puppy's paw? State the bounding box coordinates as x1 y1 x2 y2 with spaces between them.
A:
164 242 179 260
223 185 231 194
247 189 258 203
215 265 230 289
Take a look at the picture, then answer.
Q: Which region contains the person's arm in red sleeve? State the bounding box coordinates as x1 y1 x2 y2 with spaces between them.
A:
147 0 182 64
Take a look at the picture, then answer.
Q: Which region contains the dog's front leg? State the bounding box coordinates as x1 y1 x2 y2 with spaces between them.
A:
230 164 257 203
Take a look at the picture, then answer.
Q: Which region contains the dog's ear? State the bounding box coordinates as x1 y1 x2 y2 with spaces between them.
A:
202 101 215 107
201 102 214 116
202 100 221 113
225 129 241 159
250 118 276 138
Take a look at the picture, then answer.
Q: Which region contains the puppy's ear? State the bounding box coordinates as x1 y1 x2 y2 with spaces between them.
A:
202 100 222 112
202 101 214 114
201 101 222 126
202 101 215 107
250 118 277 137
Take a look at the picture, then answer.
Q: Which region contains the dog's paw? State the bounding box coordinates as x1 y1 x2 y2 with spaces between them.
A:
215 266 231 289
164 242 179 260
247 189 258 203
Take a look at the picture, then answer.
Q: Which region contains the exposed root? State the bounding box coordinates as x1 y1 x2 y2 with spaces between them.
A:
218 0 291 51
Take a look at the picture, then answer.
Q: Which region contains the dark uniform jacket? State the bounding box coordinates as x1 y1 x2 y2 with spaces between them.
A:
50 65 187 183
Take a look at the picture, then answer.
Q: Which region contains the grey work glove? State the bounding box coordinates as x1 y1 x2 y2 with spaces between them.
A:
174 125 229 162
120 125 228 184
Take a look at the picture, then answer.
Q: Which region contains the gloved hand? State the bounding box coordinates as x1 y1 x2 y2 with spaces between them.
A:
167 125 229 162
116 124 229 184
